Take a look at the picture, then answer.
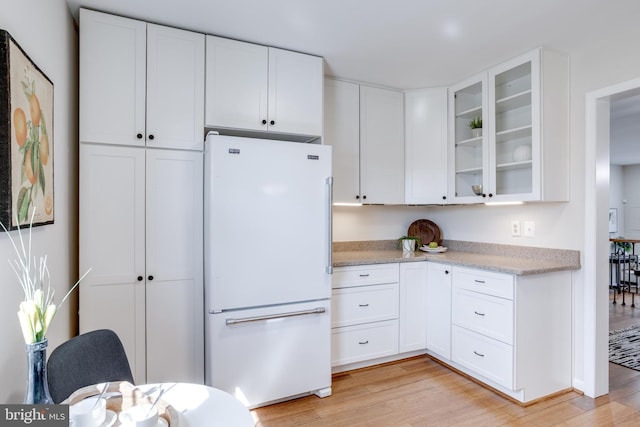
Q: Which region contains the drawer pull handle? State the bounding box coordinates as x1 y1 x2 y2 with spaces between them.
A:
359 274 370 277
359 304 369 307
473 350 485 357
474 311 485 316
359 340 369 345
474 280 486 284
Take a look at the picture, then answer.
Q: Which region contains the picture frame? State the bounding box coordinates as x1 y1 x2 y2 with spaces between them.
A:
609 208 618 233
0 30 54 230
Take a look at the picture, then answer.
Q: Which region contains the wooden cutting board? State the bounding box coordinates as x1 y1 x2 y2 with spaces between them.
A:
407 219 442 246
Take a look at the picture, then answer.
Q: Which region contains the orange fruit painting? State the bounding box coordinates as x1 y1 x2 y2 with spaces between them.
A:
7 34 54 227
13 108 27 147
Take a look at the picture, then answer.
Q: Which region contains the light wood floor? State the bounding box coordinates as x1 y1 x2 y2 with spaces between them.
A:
250 294 640 426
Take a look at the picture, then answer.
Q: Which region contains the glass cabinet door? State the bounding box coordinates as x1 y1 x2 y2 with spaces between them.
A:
450 75 488 202
490 56 535 198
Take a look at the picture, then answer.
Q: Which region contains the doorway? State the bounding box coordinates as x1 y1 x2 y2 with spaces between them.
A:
585 77 640 398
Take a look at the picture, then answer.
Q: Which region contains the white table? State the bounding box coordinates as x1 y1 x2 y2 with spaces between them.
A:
143 383 254 426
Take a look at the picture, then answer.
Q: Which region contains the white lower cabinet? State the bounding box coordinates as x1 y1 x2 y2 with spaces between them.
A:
399 262 428 353
452 325 513 388
331 320 399 366
332 260 571 403
426 262 451 359
332 263 421 370
445 265 572 403
331 264 399 368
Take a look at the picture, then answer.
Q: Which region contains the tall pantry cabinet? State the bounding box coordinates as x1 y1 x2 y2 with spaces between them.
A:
78 9 205 384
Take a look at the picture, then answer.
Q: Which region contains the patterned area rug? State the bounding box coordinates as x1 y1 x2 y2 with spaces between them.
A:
610 324 640 370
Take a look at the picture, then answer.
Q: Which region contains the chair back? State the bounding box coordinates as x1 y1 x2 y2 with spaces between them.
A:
47 329 134 403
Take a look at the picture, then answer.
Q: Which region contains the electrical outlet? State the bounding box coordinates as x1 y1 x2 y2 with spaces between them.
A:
511 220 521 237
523 221 535 237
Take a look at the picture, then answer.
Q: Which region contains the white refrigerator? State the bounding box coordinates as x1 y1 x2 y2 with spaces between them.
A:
204 132 333 408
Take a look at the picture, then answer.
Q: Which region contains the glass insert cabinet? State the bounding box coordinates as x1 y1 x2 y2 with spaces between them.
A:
449 48 568 203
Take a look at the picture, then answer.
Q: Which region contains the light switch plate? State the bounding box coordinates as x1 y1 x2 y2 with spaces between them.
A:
511 220 521 237
524 221 535 237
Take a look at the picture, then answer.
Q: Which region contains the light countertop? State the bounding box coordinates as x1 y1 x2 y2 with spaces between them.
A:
332 240 581 276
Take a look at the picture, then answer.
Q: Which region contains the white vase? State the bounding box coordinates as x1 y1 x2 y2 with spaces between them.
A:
471 128 482 138
402 239 416 252
513 145 532 162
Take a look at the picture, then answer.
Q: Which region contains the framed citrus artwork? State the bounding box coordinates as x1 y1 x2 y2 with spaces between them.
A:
0 30 54 229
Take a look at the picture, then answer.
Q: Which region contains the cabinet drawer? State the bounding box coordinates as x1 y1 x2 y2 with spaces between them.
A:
332 283 398 328
452 288 513 345
331 320 399 366
453 266 514 300
452 326 513 389
332 263 399 289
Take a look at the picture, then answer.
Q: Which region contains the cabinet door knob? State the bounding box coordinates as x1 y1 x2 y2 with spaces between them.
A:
482 193 487 198
136 133 143 139
148 275 154 281
261 119 267 125
445 270 449 274
137 276 143 281
355 195 360 200
442 196 447 200
363 195 367 200
148 134 155 140
488 193 493 197
270 120 275 126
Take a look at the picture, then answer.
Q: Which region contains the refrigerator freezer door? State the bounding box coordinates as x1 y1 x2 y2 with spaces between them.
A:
206 300 331 408
205 134 332 311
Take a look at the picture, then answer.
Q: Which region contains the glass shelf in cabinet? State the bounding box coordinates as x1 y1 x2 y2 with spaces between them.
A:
455 105 482 119
456 166 483 174
495 90 532 113
496 125 532 143
456 136 483 147
495 160 533 171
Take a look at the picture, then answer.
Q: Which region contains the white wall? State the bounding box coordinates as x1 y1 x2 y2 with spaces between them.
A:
335 202 579 248
0 0 77 403
609 164 623 236
622 165 640 239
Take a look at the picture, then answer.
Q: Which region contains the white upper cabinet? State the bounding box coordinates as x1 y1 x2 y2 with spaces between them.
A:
360 85 405 204
80 9 146 147
489 48 569 202
80 9 204 150
268 47 323 136
205 37 268 132
448 48 568 203
449 73 489 203
324 79 360 204
405 88 448 204
206 36 323 138
324 80 404 205
146 24 205 151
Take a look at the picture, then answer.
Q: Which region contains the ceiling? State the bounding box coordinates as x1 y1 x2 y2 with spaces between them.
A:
65 0 640 160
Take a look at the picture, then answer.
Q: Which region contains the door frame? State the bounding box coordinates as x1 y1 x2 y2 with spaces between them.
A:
584 77 640 397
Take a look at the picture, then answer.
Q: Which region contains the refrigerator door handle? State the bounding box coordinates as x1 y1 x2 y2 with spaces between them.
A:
326 176 333 275
225 307 327 325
